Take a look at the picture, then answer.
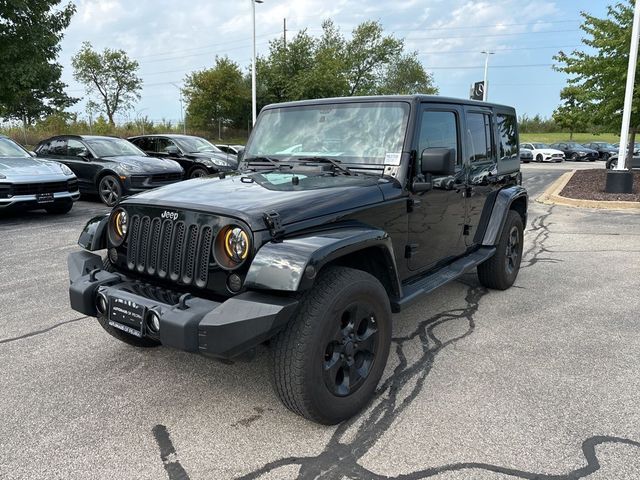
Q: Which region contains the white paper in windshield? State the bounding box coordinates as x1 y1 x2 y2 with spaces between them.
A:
385 152 402 165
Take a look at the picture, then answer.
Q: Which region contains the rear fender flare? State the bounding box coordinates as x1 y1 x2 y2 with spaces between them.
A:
244 227 401 296
480 186 528 246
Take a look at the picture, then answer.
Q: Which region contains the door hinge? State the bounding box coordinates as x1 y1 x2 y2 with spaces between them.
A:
405 243 418 258
463 224 471 236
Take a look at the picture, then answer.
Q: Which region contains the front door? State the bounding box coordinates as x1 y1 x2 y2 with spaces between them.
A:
64 139 100 191
408 106 467 272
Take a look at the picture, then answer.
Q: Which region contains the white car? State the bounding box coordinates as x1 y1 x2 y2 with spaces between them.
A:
520 142 565 163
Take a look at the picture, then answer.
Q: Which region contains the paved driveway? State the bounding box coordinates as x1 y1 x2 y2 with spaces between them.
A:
1 166 638 479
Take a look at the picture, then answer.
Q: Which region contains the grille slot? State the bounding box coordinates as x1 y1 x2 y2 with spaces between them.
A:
126 215 212 288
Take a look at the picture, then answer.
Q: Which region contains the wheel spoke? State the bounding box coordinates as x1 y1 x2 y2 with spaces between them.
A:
336 365 351 396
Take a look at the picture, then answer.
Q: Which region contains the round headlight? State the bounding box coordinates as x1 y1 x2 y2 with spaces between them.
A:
108 208 128 246
213 225 251 269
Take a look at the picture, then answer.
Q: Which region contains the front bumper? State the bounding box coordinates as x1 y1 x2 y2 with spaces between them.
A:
68 251 298 358
122 173 184 193
0 190 79 209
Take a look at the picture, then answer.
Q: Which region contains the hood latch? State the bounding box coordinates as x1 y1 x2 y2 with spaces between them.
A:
263 211 285 242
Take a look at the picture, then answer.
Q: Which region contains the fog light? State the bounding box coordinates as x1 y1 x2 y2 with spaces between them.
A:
227 273 243 293
96 293 108 315
147 311 160 333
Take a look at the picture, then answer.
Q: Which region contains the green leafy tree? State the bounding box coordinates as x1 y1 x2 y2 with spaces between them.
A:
0 0 77 125
554 0 639 158
182 56 250 130
552 86 589 139
376 52 438 95
72 42 142 126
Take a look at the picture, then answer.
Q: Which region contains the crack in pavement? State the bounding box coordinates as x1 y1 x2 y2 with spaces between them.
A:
232 204 639 479
153 424 190 480
0 316 88 345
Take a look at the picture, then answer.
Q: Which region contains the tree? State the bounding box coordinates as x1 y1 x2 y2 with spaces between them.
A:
554 0 639 158
552 86 589 139
0 0 77 125
182 56 250 131
256 20 436 106
72 42 142 126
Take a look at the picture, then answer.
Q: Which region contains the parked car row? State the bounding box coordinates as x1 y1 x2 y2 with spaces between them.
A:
519 140 627 164
0 134 243 213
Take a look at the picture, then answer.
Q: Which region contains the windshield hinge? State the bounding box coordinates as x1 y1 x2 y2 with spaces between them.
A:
263 211 285 241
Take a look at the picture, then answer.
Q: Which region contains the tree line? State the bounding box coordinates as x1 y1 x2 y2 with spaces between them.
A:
1 0 638 146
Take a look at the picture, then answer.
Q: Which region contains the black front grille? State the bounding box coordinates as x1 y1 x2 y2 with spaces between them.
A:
126 214 214 288
11 180 77 196
151 173 183 183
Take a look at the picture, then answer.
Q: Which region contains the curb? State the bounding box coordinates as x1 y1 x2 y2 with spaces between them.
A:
536 170 640 210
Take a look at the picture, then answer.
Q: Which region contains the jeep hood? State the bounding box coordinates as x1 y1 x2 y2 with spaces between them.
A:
122 171 384 230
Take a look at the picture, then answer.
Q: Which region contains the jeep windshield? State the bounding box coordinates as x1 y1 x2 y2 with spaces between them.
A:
245 101 410 167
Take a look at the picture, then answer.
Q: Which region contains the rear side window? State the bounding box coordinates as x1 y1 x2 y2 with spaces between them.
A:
418 110 460 165
466 113 494 162
156 138 177 153
496 113 518 161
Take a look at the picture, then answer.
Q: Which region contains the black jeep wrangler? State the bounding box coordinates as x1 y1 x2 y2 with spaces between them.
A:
68 95 527 425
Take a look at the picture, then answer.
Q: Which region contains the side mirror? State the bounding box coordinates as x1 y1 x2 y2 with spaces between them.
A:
165 145 180 155
28 151 37 157
420 147 456 176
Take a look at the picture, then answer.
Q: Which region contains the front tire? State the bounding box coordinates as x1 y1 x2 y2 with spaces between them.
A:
273 266 392 424
98 174 122 207
536 154 543 163
571 153 580 162
188 166 209 179
477 210 524 290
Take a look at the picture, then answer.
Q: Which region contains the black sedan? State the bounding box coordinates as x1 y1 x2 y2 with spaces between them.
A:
0 135 79 214
549 142 599 162
128 134 237 178
583 142 618 161
35 135 184 206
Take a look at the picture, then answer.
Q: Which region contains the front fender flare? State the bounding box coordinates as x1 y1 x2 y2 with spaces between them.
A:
78 214 109 251
245 227 401 295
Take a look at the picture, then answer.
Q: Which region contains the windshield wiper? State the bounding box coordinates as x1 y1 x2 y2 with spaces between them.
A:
295 156 352 175
244 156 283 170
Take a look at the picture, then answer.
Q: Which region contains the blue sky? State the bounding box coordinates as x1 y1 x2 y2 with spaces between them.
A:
58 0 610 124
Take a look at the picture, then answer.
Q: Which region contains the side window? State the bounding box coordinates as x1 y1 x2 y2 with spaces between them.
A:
137 137 155 152
466 112 495 163
496 113 518 161
50 139 67 155
67 139 88 157
37 142 50 155
418 110 459 166
156 138 176 153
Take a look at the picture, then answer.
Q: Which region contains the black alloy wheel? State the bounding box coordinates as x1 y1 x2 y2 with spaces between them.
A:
536 154 543 162
477 210 524 290
505 225 521 277
189 167 209 178
323 302 379 397
98 175 122 207
571 152 580 161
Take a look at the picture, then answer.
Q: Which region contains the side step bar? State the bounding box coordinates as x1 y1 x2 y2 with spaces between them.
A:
391 246 496 312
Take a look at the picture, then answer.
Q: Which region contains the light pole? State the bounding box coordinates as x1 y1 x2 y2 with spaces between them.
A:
251 0 263 127
481 51 494 101
171 83 186 134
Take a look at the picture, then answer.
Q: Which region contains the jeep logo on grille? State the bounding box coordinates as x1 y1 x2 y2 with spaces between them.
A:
161 210 179 221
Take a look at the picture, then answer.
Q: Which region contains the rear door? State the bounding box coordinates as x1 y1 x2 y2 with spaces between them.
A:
463 107 500 245
407 104 467 272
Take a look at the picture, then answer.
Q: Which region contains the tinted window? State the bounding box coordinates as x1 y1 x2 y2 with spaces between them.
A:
50 139 67 155
467 113 494 162
67 139 88 157
497 113 518 161
418 110 459 166
131 137 154 152
156 138 178 153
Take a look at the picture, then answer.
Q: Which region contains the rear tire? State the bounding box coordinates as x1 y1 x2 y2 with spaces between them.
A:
45 200 73 214
477 210 524 290
273 266 392 424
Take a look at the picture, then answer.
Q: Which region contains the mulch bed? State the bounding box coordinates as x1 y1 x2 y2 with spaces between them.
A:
560 169 640 202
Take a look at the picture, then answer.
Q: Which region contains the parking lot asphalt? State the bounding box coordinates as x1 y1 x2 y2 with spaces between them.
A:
1 163 639 480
